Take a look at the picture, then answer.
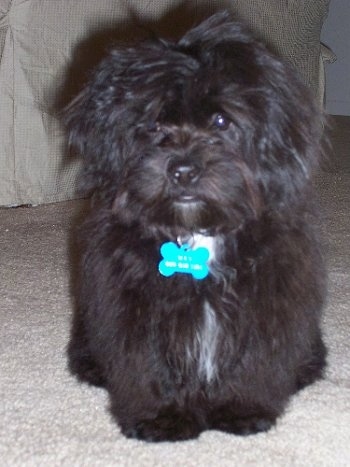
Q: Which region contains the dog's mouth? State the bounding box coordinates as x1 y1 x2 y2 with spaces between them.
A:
171 195 216 230
174 195 200 204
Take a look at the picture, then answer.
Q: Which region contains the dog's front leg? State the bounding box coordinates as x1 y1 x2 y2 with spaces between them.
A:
118 406 202 442
108 365 203 442
207 403 278 436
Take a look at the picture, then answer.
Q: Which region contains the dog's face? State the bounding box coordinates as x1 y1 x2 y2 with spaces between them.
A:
65 12 322 234
117 110 261 233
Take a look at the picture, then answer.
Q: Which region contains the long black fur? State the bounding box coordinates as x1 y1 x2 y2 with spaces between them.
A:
64 12 327 441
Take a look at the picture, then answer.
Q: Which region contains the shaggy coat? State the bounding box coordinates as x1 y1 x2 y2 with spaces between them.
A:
65 12 327 441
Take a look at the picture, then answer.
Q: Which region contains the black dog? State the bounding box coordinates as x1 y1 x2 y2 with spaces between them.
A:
65 11 327 442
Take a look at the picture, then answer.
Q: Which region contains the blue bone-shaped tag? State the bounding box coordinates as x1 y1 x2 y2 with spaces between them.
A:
158 242 210 280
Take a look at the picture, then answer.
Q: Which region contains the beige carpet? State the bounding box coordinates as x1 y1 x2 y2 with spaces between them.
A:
0 173 349 466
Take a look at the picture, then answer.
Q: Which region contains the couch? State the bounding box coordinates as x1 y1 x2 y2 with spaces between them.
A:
0 0 330 206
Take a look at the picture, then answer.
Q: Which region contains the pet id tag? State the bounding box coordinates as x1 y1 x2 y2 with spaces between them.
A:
158 242 210 280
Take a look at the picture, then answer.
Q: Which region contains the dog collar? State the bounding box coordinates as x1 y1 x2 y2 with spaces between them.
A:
158 240 210 280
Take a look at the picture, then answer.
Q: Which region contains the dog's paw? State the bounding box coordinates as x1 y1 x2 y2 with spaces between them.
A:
209 409 276 436
122 410 201 442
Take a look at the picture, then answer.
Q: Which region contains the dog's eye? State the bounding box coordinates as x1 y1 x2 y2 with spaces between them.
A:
213 113 230 130
147 122 161 133
147 122 172 146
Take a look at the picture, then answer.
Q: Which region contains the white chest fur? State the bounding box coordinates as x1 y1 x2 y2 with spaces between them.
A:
196 301 221 383
178 233 218 265
179 234 222 382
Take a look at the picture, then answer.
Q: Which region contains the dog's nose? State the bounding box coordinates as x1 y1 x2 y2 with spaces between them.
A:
167 160 201 186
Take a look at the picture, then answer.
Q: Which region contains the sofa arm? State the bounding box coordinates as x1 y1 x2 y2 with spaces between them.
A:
319 43 337 107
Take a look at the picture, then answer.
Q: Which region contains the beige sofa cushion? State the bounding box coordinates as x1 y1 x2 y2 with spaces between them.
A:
231 0 330 100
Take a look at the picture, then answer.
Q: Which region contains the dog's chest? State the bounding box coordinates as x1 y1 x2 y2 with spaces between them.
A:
180 235 221 383
157 234 223 383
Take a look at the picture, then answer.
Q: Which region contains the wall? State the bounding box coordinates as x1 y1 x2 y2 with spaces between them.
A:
321 0 350 115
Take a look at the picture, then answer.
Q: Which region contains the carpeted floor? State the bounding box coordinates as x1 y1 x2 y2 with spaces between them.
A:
0 170 349 465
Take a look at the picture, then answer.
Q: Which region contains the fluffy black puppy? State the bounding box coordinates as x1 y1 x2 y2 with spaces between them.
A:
65 11 327 442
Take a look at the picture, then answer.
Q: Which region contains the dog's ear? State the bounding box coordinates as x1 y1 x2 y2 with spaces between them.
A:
63 60 125 194
63 41 170 194
253 53 325 204
63 46 163 196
